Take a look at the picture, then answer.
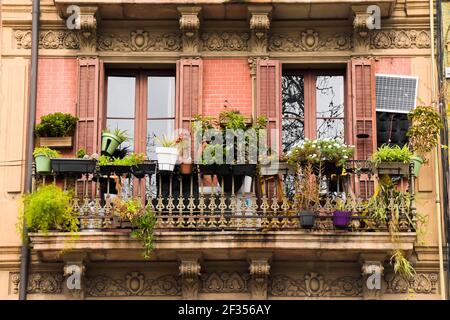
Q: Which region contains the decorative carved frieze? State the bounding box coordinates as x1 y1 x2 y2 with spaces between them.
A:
201 32 249 52
85 272 181 297
269 273 363 297
10 272 64 295
200 271 250 293
97 30 182 52
385 273 438 294
178 6 201 55
371 30 431 49
268 30 353 52
179 254 202 299
14 30 80 50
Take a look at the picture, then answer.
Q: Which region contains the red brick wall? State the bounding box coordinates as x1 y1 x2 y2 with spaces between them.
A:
375 57 411 75
36 58 77 121
202 59 252 116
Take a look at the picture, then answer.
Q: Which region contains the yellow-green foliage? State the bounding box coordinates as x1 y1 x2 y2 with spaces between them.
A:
21 185 78 233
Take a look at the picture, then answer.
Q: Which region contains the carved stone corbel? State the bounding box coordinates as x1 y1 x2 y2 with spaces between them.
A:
359 253 386 300
63 252 87 300
351 5 372 55
178 6 202 56
178 252 202 299
248 6 272 55
247 252 272 299
77 6 98 54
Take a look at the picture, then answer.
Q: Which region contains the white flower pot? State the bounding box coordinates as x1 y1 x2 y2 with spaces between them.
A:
243 176 252 193
156 147 179 171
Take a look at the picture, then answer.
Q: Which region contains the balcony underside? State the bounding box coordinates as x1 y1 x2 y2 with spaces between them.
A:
30 231 416 262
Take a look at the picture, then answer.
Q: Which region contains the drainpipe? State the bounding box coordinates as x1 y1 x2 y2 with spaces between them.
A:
436 0 450 300
19 0 40 301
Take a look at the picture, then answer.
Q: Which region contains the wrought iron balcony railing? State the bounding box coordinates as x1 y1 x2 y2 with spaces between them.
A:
31 160 417 233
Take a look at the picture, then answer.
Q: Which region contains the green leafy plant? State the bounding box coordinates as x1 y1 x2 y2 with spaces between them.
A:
21 185 78 234
34 112 79 137
103 127 129 144
155 134 183 148
192 114 216 134
391 249 416 279
98 153 146 166
371 144 413 164
287 138 354 167
76 148 87 159
219 109 247 131
131 207 157 259
407 106 443 160
33 147 60 158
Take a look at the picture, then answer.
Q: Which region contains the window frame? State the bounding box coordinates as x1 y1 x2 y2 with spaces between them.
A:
104 69 177 154
281 69 347 143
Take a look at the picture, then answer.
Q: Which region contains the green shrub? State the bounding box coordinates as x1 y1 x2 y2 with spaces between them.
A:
33 147 60 158
76 148 87 159
98 153 146 166
131 207 157 259
22 185 78 233
371 144 413 164
35 112 78 137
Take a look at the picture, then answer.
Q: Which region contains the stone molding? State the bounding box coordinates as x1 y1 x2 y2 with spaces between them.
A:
10 272 64 295
200 271 250 293
178 6 201 56
178 253 202 299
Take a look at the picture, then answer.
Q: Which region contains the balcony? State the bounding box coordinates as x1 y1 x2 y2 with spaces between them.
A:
28 160 417 262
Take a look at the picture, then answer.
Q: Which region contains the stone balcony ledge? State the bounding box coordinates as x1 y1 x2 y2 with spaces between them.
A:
29 230 417 262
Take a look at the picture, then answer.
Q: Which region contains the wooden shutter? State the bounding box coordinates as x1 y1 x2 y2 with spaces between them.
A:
76 58 101 154
176 59 203 132
349 58 377 160
256 59 282 153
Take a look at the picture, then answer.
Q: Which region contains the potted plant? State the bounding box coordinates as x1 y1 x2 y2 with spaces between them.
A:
51 148 97 174
99 153 145 176
21 184 78 233
35 112 78 148
295 164 320 228
407 106 443 177
332 196 352 229
155 135 182 171
101 127 128 156
371 144 413 176
33 147 60 174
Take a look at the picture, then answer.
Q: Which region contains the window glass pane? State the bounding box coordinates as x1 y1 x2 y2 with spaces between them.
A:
106 119 134 151
316 76 344 118
147 76 175 118
146 119 175 160
317 119 344 141
282 75 305 152
107 76 136 118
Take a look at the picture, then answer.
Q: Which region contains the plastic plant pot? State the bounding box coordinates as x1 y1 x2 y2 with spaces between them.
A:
35 154 52 173
410 155 424 177
333 211 352 229
101 132 122 155
298 211 316 229
51 158 96 174
156 147 179 171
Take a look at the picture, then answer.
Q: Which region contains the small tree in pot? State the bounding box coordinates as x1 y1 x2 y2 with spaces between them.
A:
294 163 320 228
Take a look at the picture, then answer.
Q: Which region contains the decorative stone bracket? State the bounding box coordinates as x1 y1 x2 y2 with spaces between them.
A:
63 253 87 299
178 252 202 299
359 253 386 300
351 5 373 54
247 252 272 299
178 6 202 56
248 6 272 55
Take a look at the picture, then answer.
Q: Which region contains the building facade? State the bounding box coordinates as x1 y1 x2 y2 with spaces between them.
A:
0 0 446 299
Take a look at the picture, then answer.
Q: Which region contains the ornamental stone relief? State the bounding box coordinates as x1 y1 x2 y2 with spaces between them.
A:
200 271 251 293
97 30 182 52
269 273 363 297
201 32 250 51
268 29 353 52
10 272 64 295
85 272 181 297
385 273 438 294
14 30 79 50
371 30 431 49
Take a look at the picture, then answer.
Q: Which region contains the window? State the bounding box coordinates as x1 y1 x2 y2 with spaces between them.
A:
282 71 345 152
105 70 176 159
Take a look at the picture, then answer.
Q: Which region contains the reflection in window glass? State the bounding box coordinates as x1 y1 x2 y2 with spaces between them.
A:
147 77 175 118
316 76 344 141
282 75 305 153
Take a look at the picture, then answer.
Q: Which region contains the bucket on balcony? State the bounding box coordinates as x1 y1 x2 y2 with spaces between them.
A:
35 154 52 173
242 176 252 193
101 132 122 155
333 211 352 229
156 147 179 171
410 155 424 177
298 211 316 229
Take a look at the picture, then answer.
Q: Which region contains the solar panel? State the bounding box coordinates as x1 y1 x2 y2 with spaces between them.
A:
375 74 418 113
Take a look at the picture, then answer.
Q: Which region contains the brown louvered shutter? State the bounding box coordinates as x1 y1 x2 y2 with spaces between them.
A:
177 59 203 132
256 59 281 153
350 58 377 160
76 58 101 154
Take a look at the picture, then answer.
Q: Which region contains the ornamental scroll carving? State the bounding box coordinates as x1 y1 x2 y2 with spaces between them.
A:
10 272 64 295
85 272 181 297
371 30 431 49
200 271 251 293
385 273 438 294
269 30 353 52
14 30 80 50
201 32 250 51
